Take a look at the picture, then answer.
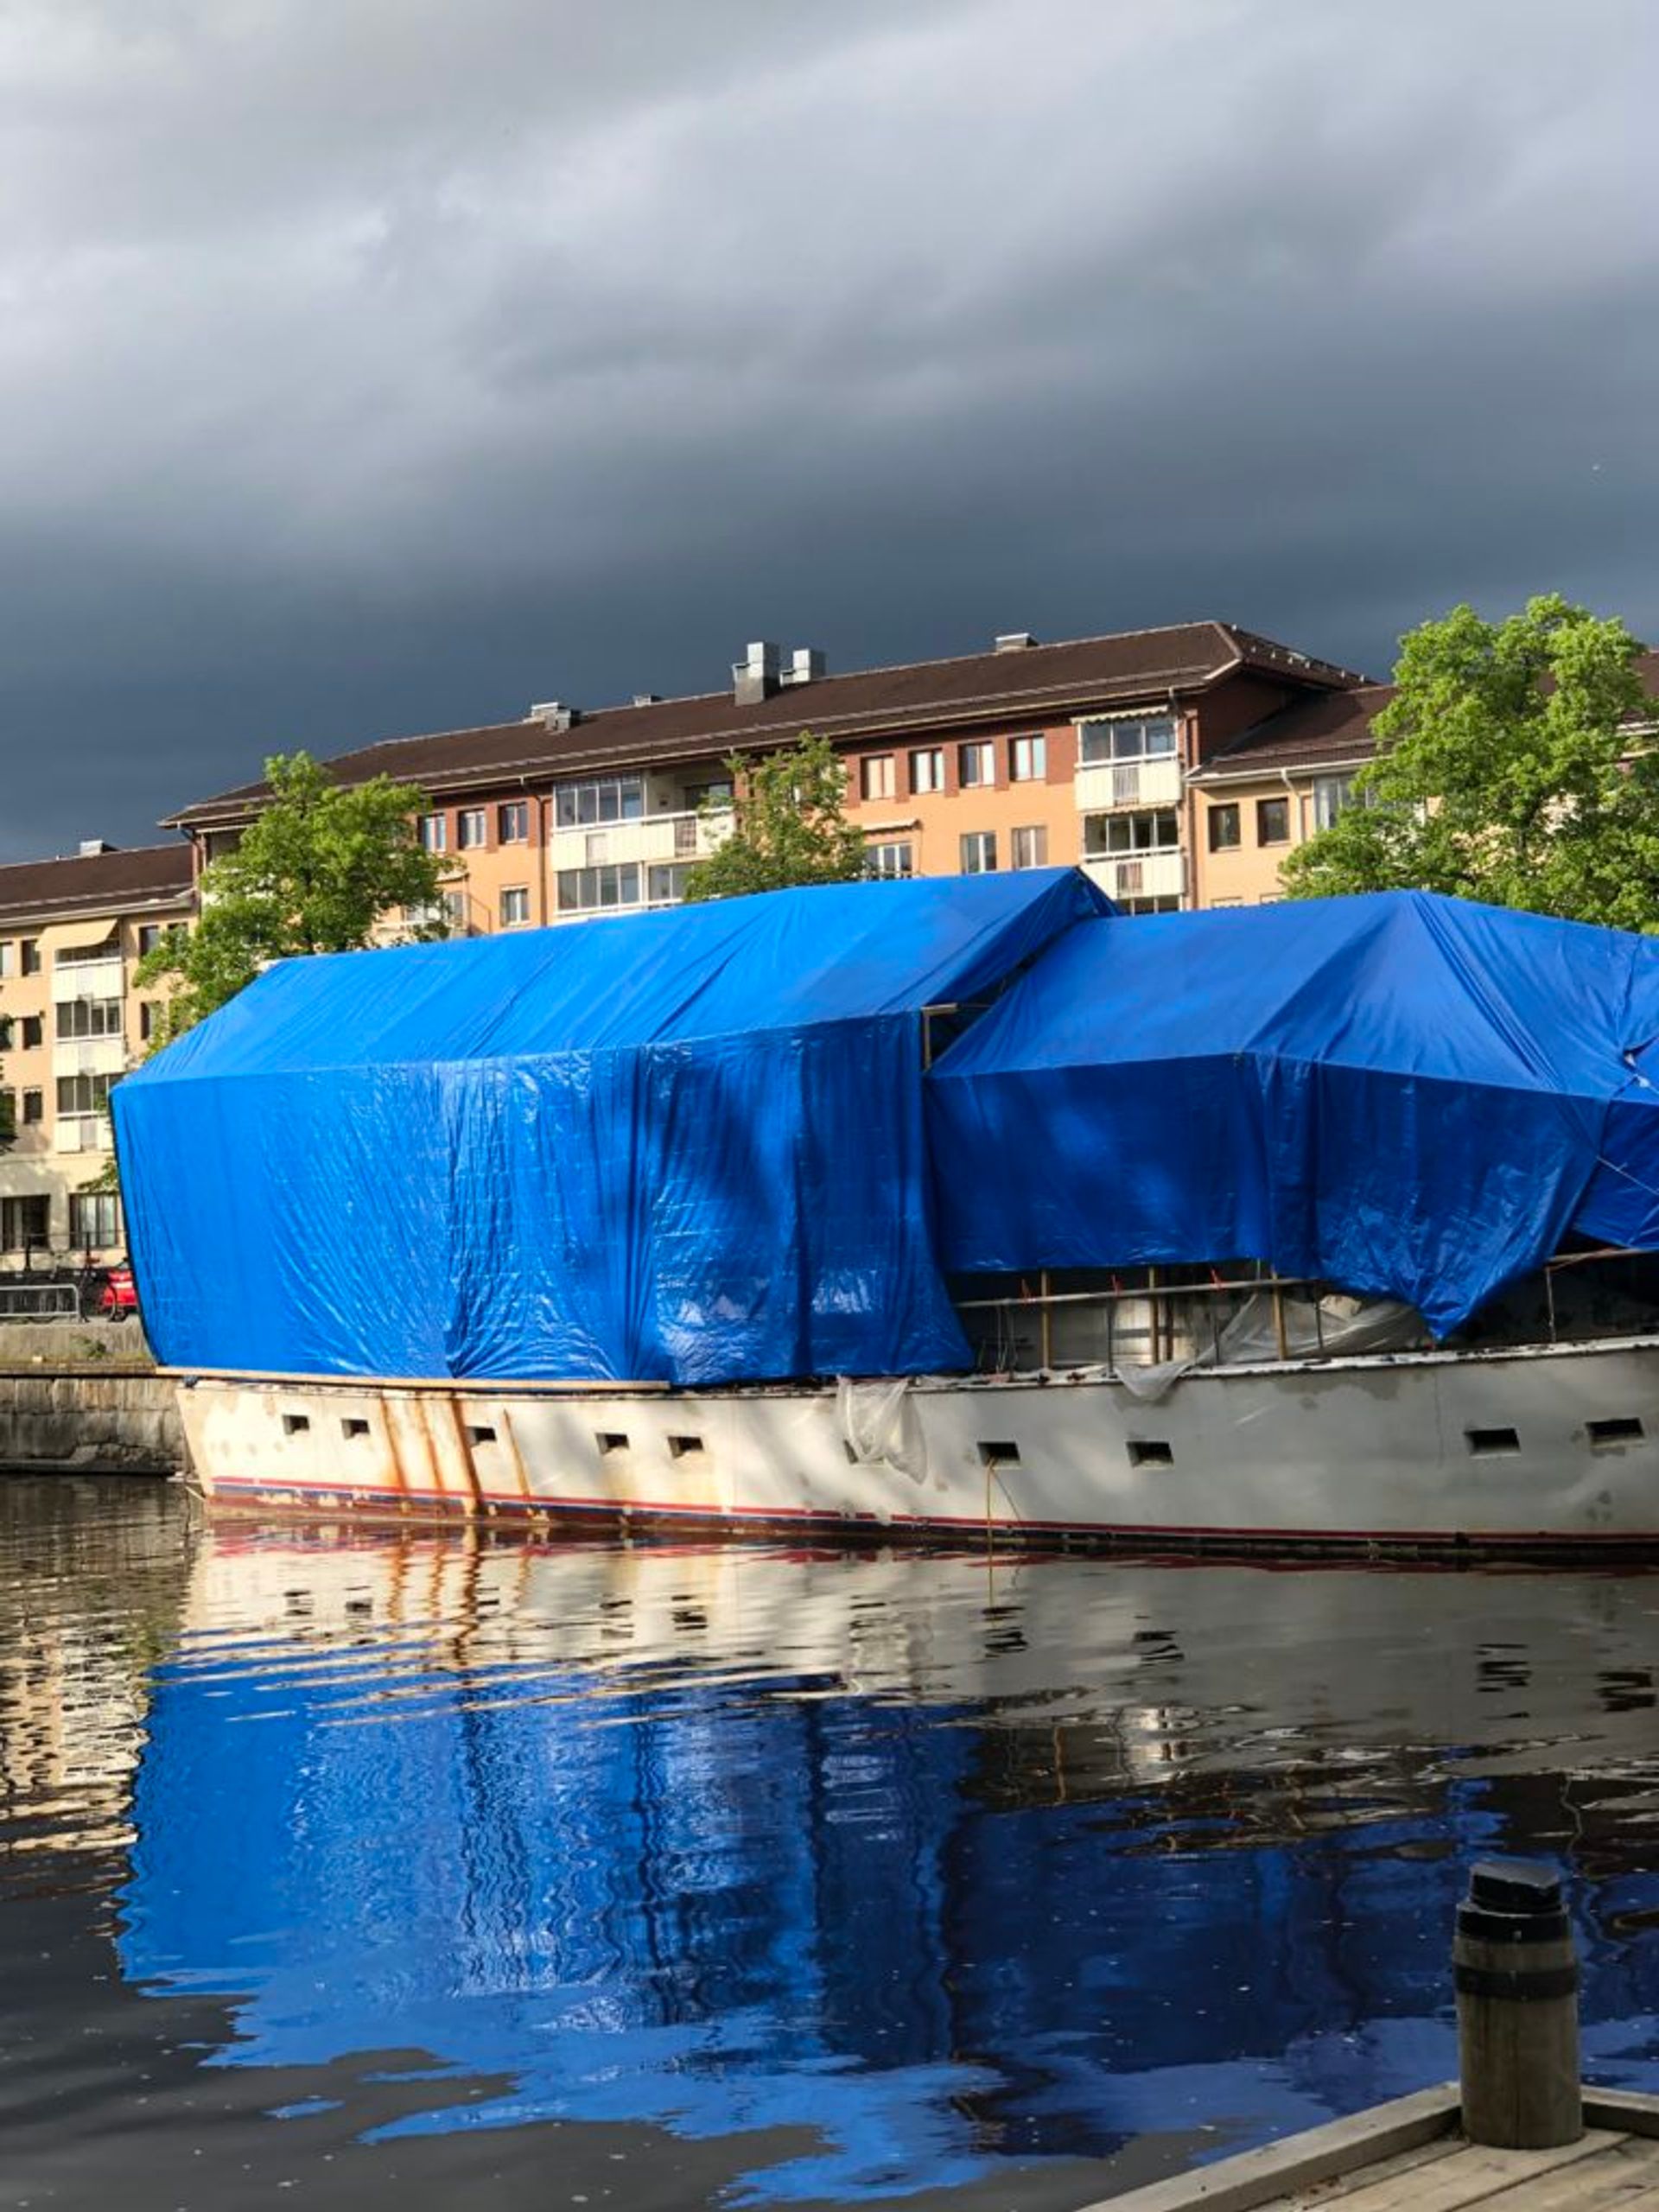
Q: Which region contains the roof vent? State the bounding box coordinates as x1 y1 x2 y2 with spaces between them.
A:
631 691 663 708
781 646 826 688
528 699 579 732
733 640 781 706
78 839 116 857
995 631 1038 652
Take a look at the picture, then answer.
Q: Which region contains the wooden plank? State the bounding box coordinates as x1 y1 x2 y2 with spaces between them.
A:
1282 2138 1465 2201
1070 2084 1460 2212
1300 2133 1623 2212
1478 2137 1659 2209
1584 2092 1659 2142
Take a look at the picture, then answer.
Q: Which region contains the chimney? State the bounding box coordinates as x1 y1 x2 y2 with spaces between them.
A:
528 699 579 732
733 640 781 706
995 631 1038 652
780 646 826 688
78 839 116 857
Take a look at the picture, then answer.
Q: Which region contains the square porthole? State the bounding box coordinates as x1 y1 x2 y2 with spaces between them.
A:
340 1417 370 1440
596 1431 630 1456
1465 1427 1521 1457
667 1434 705 1459
281 1413 310 1437
1127 1440 1173 1468
977 1440 1020 1471
1588 1417 1644 1449
465 1423 497 1446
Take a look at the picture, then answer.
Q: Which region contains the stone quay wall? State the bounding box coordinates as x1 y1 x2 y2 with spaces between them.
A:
0 1322 184 1475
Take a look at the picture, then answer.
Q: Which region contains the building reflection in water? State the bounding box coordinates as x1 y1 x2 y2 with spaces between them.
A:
113 1529 1659 2203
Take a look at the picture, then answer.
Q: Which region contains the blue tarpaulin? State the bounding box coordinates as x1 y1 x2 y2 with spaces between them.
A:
115 868 1103 1383
927 892 1659 1337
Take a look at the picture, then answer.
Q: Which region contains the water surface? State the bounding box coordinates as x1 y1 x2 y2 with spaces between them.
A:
3 1477 1659 2209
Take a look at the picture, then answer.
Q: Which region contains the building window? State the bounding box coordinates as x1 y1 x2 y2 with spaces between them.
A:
1084 809 1179 857
1118 895 1182 916
457 808 487 850
498 800 530 843
1208 803 1241 852
419 812 448 853
1077 714 1179 766
958 741 995 789
22 1089 42 1124
683 779 734 812
21 1015 42 1050
908 748 944 795
54 936 119 968
556 776 644 829
960 831 998 874
69 1192 122 1252
499 887 531 926
859 755 896 802
136 923 171 957
1210 898 1243 910
1011 826 1048 869
1312 773 1357 831
0 1088 13 1139
55 998 123 1041
0 1194 49 1251
0 1017 10 1050
21 938 41 976
138 1001 159 1043
556 863 642 913
866 842 914 879
1257 796 1291 845
0 943 11 978
57 1072 115 1116
646 862 693 906
1009 735 1046 782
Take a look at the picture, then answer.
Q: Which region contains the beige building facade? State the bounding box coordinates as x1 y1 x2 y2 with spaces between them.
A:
0 842 194 1262
167 622 1369 928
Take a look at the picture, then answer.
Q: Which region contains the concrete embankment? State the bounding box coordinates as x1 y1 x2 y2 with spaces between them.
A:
0 1323 183 1475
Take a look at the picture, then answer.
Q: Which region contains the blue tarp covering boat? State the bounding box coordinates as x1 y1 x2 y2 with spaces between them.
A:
927 891 1659 1336
114 868 1103 1384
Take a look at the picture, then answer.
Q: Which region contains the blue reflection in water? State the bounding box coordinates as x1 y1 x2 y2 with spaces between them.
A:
115 1541 1659 2203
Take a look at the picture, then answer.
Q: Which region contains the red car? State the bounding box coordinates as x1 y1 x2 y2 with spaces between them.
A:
98 1262 139 1323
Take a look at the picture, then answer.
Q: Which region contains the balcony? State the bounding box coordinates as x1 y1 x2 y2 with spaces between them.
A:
1083 850 1185 905
54 1115 111 1154
1074 757 1183 812
51 957 123 1002
52 1037 126 1080
548 808 733 871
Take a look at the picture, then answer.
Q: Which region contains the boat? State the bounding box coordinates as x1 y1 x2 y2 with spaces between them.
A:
114 874 1659 1555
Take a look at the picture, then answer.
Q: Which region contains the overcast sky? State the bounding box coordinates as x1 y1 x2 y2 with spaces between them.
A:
1 0 1654 859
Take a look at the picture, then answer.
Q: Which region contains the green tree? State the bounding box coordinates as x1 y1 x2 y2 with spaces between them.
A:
136 750 454 1039
683 734 868 901
1283 596 1654 928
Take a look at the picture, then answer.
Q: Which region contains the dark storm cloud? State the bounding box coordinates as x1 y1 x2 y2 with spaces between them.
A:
1 0 1654 857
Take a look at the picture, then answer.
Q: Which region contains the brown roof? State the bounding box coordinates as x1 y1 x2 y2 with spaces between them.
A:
163 621 1370 827
1197 647 1659 781
0 842 195 931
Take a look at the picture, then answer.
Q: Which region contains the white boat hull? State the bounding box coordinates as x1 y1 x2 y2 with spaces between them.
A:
170 1333 1659 1555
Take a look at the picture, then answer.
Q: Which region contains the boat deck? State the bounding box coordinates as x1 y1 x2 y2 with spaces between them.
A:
1084 2086 1659 2212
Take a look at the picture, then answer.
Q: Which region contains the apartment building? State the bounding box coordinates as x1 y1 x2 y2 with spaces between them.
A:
0 842 195 1261
1190 651 1659 906
165 623 1369 925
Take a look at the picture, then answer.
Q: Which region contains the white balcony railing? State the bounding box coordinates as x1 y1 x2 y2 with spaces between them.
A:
51 1037 125 1079
51 957 124 1002
1082 850 1185 904
1073 757 1183 812
54 1115 111 1154
548 807 732 871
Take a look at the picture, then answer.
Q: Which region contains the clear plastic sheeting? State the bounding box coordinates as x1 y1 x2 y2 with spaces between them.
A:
1111 1292 1427 1402
836 1376 930 1484
929 892 1659 1338
115 870 1104 1385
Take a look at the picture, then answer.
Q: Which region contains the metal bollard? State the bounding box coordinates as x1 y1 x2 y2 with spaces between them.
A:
1454 1857 1582 2150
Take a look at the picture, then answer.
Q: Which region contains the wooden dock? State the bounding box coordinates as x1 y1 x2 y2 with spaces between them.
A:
1083 2084 1659 2212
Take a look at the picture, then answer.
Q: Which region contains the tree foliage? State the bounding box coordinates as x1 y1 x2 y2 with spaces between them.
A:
682 733 868 901
136 751 453 1039
1283 596 1654 928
